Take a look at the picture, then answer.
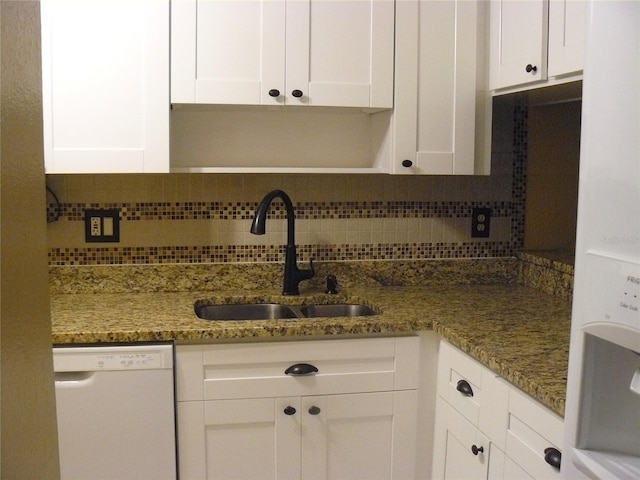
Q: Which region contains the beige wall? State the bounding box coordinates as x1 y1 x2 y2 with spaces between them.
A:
1 1 60 477
525 100 581 252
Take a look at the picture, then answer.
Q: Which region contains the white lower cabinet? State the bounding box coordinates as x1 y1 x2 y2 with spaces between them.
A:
504 388 564 479
176 337 419 480
433 341 508 479
434 396 506 480
433 340 564 480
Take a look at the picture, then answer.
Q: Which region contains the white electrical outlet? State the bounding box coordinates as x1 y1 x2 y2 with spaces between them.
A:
90 217 101 236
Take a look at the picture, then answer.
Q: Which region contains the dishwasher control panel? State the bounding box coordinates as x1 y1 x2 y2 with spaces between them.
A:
95 351 165 370
53 344 173 372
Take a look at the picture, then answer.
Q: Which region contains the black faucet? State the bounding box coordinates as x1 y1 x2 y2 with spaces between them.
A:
250 190 314 295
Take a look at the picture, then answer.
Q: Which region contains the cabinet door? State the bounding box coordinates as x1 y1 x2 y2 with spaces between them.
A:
41 0 169 173
178 397 300 480
393 0 490 175
433 396 491 479
547 0 586 77
489 0 549 90
503 456 534 479
171 0 285 105
301 391 417 480
295 0 394 108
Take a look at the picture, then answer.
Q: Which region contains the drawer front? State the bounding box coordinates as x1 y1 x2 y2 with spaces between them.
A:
437 341 509 448
438 341 483 425
506 387 564 479
177 336 419 401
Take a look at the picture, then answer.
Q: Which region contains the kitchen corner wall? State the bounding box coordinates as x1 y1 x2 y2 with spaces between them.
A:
46 102 526 266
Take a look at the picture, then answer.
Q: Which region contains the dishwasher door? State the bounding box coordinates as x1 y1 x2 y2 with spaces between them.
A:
53 344 176 480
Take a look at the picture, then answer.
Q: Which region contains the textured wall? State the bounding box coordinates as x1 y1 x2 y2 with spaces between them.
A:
1 1 61 477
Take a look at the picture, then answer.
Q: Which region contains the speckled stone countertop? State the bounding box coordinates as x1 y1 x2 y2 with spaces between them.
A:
49 259 571 416
50 288 431 344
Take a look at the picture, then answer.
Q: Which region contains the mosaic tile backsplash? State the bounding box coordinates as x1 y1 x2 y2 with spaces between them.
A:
46 105 527 266
48 199 516 265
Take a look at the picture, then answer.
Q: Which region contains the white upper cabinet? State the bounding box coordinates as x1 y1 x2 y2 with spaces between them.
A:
171 0 394 108
490 0 585 92
392 0 491 175
490 0 549 90
41 0 170 173
547 0 586 77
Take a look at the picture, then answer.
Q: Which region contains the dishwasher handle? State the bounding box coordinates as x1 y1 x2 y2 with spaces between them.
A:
55 371 95 385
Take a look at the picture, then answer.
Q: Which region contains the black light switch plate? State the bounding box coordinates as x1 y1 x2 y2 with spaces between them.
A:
84 209 120 243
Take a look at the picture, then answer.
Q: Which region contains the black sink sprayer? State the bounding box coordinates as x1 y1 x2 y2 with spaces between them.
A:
250 190 314 295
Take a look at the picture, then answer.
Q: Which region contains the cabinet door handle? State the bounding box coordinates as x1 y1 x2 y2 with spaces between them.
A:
285 363 318 376
283 406 296 416
268 89 281 98
544 447 562 469
456 379 474 397
471 445 484 455
401 159 413 168
291 89 304 98
308 405 321 415
525 63 538 73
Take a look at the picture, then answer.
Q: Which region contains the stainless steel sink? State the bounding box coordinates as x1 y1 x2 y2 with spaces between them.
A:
195 301 378 321
194 303 299 321
299 304 376 318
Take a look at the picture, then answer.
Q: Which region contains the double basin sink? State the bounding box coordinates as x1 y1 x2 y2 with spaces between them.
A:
195 301 377 321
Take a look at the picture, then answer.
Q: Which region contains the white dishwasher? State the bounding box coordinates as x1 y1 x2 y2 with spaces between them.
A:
53 343 177 480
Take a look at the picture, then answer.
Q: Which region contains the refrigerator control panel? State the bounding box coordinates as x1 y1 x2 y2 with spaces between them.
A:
584 251 639 329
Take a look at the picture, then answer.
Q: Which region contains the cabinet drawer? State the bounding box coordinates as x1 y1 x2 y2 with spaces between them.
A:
437 341 509 448
505 387 563 479
176 336 419 401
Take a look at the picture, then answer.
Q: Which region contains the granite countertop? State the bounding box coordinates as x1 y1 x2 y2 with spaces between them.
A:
50 282 571 416
50 288 432 344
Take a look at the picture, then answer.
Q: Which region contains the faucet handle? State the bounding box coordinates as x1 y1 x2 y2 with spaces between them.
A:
300 258 315 280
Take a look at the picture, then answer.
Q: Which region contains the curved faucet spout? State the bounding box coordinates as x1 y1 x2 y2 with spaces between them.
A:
250 190 295 244
250 190 314 295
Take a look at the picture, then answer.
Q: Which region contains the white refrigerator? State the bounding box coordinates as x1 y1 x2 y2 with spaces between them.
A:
562 1 640 479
